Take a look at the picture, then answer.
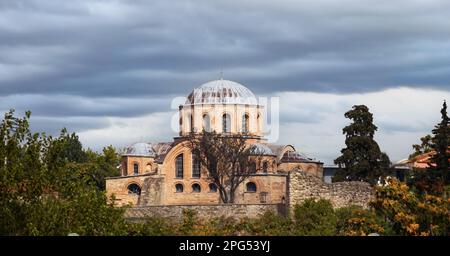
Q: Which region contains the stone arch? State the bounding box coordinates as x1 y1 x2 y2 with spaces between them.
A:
174 182 184 193
222 112 231 133
160 140 191 176
202 112 211 132
191 183 201 193
241 113 250 133
126 182 141 195
246 182 257 192
276 145 296 163
145 162 152 172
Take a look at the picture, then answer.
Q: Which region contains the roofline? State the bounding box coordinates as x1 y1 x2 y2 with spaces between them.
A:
122 154 156 157
174 134 264 140
281 159 324 164
181 103 263 107
105 173 156 180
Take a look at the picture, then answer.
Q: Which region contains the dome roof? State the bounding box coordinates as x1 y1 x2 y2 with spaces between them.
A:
123 142 156 157
186 79 258 105
249 143 275 156
281 151 315 163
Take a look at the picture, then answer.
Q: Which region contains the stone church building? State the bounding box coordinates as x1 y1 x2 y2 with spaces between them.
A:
106 79 325 206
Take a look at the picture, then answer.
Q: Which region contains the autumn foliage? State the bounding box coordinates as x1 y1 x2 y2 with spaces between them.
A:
371 179 449 236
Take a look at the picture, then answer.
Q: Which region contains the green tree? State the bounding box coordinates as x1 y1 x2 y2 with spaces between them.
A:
293 199 337 236
85 146 121 190
409 134 433 159
0 110 127 235
430 101 450 187
334 105 391 184
243 211 293 236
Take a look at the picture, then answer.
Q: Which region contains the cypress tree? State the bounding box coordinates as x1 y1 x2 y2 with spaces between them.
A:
334 105 391 184
430 101 450 186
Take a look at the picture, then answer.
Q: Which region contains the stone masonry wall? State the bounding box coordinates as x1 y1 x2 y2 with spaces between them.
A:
125 204 283 223
287 170 373 210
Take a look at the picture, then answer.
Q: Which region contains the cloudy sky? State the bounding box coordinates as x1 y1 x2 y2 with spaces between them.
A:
1 0 449 164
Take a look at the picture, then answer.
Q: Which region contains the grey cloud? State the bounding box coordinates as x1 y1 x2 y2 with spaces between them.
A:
0 94 173 118
0 0 450 161
1 0 450 99
378 121 433 134
29 116 111 135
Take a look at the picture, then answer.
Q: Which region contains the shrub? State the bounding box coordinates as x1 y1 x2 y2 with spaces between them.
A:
128 217 174 236
243 211 292 236
293 199 337 236
336 206 391 236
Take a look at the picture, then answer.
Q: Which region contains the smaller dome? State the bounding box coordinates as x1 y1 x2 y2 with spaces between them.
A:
124 142 156 157
281 151 314 163
249 143 275 156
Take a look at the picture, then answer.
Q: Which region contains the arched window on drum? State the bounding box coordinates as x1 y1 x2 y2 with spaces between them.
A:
222 113 231 133
202 114 210 132
242 114 249 133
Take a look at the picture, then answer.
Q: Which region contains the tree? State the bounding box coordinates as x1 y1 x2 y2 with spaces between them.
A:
430 101 450 186
85 146 121 190
370 179 449 236
293 199 337 236
334 105 391 184
0 110 127 235
409 134 433 159
187 131 263 203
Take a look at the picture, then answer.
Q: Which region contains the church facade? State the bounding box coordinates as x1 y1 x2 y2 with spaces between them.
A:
106 79 323 206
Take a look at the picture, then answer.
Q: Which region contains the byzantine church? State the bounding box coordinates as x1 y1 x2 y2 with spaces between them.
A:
106 79 323 206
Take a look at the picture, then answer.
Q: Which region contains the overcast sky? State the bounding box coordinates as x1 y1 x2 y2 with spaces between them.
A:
1 0 449 164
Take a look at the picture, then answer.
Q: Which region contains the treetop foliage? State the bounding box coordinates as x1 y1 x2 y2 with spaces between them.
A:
334 105 391 184
0 109 125 235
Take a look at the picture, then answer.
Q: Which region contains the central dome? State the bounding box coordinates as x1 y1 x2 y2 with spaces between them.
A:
186 79 258 105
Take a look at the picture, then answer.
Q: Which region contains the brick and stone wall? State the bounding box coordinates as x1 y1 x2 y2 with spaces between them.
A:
278 162 324 178
287 170 373 210
125 204 284 222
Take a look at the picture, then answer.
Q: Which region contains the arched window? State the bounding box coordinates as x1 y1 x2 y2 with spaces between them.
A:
192 183 201 193
242 114 249 133
246 182 257 192
127 183 141 195
222 113 231 133
192 150 201 178
257 113 261 132
133 163 139 175
146 163 152 172
175 154 184 178
189 114 194 133
175 183 184 193
263 161 269 174
202 114 210 132
249 162 257 173
209 183 217 192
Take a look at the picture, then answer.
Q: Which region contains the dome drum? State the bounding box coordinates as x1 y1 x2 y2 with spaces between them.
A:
180 79 263 136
